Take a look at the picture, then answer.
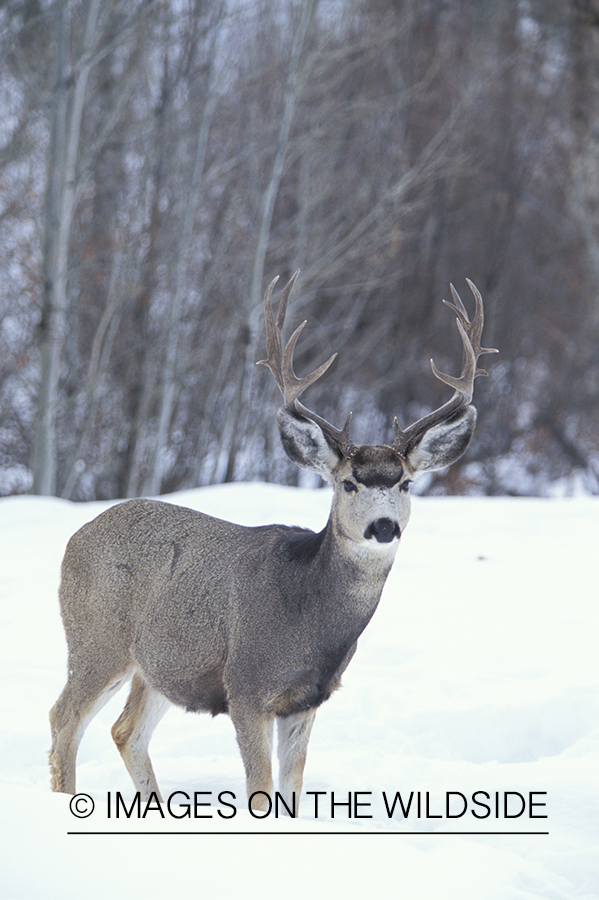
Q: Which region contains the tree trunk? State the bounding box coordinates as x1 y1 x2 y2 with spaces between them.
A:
144 7 225 496
32 0 104 495
222 0 318 482
570 0 599 328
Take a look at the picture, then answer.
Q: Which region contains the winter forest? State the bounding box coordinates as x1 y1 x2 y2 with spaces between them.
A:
1 0 599 501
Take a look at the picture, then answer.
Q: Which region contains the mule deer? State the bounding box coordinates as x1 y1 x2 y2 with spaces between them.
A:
49 272 496 814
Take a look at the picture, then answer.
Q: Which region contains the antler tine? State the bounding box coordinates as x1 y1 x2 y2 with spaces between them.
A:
430 317 477 402
444 280 499 377
281 319 338 406
275 268 298 335
258 275 284 394
257 270 337 406
258 271 357 458
393 281 498 457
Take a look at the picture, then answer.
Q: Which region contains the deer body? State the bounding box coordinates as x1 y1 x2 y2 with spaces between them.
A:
49 274 496 814
65 495 395 718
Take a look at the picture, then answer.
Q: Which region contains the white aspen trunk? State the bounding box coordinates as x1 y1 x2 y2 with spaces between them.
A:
144 10 224 496
247 0 317 327
32 0 69 496
222 0 317 482
60 241 125 499
32 0 105 495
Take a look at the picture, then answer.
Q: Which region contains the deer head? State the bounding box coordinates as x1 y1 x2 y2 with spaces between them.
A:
258 271 497 547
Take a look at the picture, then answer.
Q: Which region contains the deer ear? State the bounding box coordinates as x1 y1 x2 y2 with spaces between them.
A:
405 406 477 473
277 408 342 479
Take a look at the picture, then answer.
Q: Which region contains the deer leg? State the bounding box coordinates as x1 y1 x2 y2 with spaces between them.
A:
111 673 170 801
229 704 274 813
277 709 316 816
49 671 130 794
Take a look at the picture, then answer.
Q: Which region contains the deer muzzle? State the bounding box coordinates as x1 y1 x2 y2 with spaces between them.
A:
364 518 401 543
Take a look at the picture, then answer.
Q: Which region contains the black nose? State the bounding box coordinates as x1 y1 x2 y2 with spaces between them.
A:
364 518 401 543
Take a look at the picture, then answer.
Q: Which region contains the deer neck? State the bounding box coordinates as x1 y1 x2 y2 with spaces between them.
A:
316 515 398 618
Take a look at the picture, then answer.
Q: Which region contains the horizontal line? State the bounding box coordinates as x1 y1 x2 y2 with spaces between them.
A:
68 831 550 836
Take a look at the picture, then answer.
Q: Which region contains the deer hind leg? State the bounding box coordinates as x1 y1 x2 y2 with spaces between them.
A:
277 709 316 816
229 703 275 813
111 672 170 801
49 670 131 794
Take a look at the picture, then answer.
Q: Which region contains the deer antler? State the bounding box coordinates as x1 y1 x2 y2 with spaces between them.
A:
257 271 357 459
392 279 498 456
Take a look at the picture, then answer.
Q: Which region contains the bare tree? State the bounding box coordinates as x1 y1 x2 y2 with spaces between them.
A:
2 0 598 499
144 4 226 496
32 0 152 495
33 0 100 494
217 0 319 483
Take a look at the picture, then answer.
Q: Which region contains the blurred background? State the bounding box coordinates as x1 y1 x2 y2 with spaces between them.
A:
1 0 598 500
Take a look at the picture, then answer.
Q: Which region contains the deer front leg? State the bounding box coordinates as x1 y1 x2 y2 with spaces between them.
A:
229 703 274 813
277 708 316 816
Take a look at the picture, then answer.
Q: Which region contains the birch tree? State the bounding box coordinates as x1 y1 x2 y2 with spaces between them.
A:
144 4 226 496
219 0 318 482
32 0 148 495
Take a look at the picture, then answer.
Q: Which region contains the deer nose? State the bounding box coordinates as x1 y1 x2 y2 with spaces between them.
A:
364 518 401 543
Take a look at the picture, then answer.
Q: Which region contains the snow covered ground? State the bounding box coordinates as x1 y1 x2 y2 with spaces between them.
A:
0 484 597 899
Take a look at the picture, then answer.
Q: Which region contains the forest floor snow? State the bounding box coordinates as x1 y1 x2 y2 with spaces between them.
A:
0 485 597 899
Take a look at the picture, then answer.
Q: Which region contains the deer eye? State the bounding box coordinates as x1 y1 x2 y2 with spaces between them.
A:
343 480 358 494
399 480 411 492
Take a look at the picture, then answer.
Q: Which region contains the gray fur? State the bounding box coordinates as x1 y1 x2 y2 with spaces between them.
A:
48 405 476 814
49 273 487 814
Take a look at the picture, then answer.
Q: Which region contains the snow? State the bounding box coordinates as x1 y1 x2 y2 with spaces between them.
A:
0 484 597 899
